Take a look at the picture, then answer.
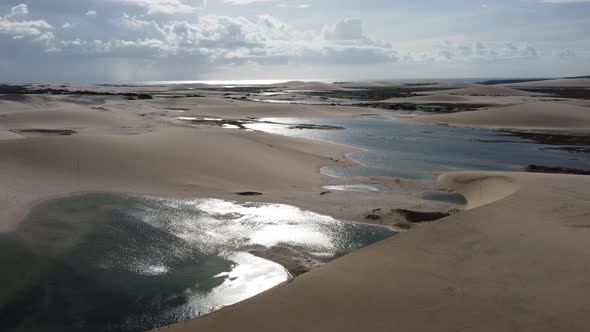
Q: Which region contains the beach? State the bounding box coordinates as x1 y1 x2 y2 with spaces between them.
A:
0 79 589 331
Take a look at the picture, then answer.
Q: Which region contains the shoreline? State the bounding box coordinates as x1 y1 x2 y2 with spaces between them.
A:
159 171 590 332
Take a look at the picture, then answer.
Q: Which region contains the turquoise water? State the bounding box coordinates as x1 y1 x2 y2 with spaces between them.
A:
0 193 394 332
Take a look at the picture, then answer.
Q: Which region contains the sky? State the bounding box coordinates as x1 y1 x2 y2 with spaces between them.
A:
0 0 589 83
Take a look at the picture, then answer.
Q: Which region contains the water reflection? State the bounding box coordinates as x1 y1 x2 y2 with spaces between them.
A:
246 118 590 180
323 183 391 192
0 194 394 332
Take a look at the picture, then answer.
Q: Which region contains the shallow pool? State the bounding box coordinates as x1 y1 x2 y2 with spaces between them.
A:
0 193 394 331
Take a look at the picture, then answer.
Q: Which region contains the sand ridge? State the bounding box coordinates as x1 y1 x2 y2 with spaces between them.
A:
417 84 545 97
504 78 590 88
399 101 590 130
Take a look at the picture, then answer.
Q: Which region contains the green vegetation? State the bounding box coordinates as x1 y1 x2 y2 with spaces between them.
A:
394 209 451 223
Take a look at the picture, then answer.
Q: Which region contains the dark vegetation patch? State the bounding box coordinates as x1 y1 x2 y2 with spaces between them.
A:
525 165 590 175
477 78 550 85
11 129 77 136
288 124 344 130
394 209 451 223
357 102 493 113
203 86 273 94
563 75 590 79
0 84 156 100
540 146 590 153
235 192 263 196
502 131 590 147
475 131 590 153
403 83 438 86
305 86 456 101
0 94 29 102
156 94 205 98
180 118 247 129
364 214 383 221
514 87 590 100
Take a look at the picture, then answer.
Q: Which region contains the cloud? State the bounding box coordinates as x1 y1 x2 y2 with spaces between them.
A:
9 4 29 17
57 14 398 66
86 10 97 16
406 40 539 63
110 0 200 14
0 4 52 37
62 22 74 29
322 18 365 41
557 48 576 59
223 0 275 4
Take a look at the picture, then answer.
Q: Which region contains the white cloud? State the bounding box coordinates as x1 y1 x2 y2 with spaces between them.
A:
110 0 200 14
557 48 576 59
405 40 540 63
224 0 275 4
86 10 97 16
8 4 29 17
59 14 398 66
0 4 52 37
62 22 74 29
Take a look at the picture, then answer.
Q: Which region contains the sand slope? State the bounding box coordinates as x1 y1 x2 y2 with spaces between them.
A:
383 94 472 103
162 171 590 332
504 78 590 88
399 101 590 130
420 84 544 97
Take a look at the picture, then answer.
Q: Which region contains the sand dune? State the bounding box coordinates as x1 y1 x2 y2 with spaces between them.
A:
438 173 520 209
400 101 590 130
420 84 544 97
383 94 472 104
407 82 474 89
161 171 590 332
504 78 590 88
0 99 35 114
278 81 347 91
140 97 380 119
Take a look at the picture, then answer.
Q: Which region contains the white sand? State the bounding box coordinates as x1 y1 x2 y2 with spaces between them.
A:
399 101 590 130
504 78 590 88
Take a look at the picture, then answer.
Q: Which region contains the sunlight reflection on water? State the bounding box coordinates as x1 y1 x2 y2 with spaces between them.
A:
1 193 395 332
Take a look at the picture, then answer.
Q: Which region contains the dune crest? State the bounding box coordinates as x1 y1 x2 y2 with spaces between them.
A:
438 173 520 209
400 101 590 130
419 84 543 97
